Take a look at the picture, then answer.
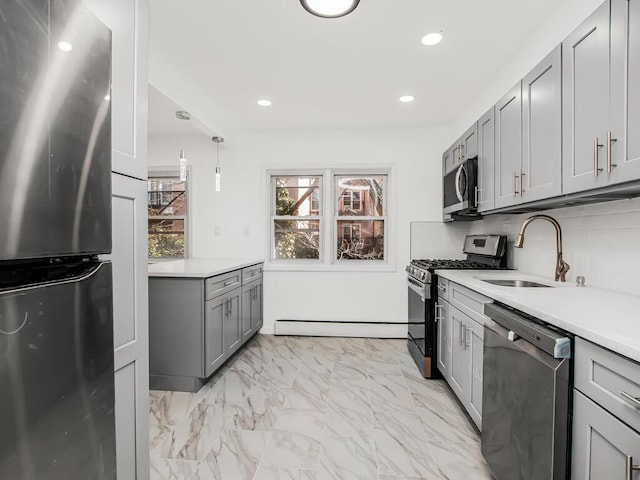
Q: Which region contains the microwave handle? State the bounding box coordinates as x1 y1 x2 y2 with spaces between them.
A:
455 165 464 203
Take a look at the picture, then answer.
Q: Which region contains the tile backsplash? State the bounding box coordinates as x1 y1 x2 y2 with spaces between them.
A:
466 197 640 296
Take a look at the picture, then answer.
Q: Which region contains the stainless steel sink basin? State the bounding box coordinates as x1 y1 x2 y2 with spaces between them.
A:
480 279 552 288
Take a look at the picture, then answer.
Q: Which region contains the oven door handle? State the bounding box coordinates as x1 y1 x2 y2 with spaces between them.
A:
408 281 426 300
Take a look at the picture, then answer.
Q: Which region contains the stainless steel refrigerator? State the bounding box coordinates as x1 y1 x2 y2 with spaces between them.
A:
0 0 115 478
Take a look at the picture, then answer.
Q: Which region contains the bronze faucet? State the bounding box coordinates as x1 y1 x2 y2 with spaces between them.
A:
514 215 570 282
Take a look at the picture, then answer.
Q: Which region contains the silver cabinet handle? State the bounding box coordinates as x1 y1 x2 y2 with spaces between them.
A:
519 168 525 195
459 322 464 346
229 298 233 316
626 455 640 480
437 284 447 294
607 131 618 173
513 171 520 196
621 391 640 409
474 186 479 206
435 304 443 322
223 280 234 287
464 325 471 349
460 144 465 161
594 137 604 176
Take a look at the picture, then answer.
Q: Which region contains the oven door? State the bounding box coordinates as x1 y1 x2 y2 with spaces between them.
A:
407 280 427 355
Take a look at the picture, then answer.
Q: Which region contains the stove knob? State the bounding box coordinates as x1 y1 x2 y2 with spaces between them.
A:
420 271 426 280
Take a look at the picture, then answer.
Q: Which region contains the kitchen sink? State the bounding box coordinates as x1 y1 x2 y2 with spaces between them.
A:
480 279 552 288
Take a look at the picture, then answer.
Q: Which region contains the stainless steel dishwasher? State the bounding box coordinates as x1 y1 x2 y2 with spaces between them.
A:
482 302 573 480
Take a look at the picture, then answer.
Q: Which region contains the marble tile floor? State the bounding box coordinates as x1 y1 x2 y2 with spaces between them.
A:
150 334 493 480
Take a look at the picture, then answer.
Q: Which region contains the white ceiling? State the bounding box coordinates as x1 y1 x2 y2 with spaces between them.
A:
149 0 559 135
148 85 212 136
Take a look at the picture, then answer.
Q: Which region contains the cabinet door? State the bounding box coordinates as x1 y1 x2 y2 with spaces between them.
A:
572 390 640 479
466 319 484 430
224 290 242 356
477 107 495 212
204 296 225 377
251 280 264 332
562 2 611 194
241 284 253 340
443 145 455 174
611 0 640 185
522 45 563 203
461 123 478 161
494 82 523 208
449 307 471 404
436 300 451 381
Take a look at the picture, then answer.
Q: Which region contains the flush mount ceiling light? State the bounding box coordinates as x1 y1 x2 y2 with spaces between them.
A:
57 40 73 52
175 110 192 120
421 32 443 46
300 0 360 18
257 99 272 107
399 95 415 103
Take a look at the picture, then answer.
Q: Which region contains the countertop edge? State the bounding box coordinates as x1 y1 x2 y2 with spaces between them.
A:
435 269 640 364
148 258 264 278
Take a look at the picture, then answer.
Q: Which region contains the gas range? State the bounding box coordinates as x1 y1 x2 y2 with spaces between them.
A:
406 234 508 379
406 258 505 285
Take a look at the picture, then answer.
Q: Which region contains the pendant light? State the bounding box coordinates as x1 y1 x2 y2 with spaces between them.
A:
175 110 191 181
212 136 224 192
300 0 360 18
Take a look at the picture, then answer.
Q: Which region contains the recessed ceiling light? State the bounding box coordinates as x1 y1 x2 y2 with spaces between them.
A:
399 95 415 103
257 99 272 107
421 32 443 46
175 110 191 120
300 0 360 18
57 40 73 52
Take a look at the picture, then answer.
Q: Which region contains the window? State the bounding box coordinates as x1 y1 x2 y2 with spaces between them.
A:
148 175 188 258
269 171 387 264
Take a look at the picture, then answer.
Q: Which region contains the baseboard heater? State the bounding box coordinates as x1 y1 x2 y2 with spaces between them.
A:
274 319 407 338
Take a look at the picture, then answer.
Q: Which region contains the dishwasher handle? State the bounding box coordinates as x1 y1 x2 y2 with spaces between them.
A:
484 302 572 359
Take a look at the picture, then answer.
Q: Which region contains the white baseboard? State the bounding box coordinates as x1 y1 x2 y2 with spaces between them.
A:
274 320 407 338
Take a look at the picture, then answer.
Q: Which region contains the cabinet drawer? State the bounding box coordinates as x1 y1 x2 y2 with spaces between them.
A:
575 337 640 433
450 282 491 324
437 278 449 302
205 270 241 300
242 264 263 284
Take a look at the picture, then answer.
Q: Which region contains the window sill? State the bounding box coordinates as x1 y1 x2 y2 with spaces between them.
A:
263 262 397 273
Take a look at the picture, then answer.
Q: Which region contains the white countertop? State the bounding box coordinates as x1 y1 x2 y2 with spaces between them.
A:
148 258 264 278
436 269 640 364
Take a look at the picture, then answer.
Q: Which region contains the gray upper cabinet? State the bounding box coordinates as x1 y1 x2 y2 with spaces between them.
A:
461 123 478 161
610 0 640 185
494 82 523 209
522 45 562 203
563 2 613 194
443 146 455 174
477 107 495 212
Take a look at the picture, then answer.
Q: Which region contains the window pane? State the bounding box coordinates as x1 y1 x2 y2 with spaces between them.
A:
148 178 187 216
336 176 384 216
148 219 185 258
274 176 321 216
274 220 320 259
336 220 384 260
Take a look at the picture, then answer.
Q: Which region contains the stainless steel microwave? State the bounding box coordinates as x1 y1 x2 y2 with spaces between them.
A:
443 157 479 221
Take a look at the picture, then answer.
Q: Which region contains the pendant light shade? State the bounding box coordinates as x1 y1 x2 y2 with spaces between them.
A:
300 0 360 18
179 150 187 181
212 136 224 192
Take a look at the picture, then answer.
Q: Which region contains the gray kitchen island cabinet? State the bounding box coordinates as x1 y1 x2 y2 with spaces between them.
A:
241 264 264 341
148 259 263 392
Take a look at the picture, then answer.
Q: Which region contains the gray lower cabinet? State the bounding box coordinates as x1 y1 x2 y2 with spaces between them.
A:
572 391 640 479
149 263 263 392
573 337 640 479
477 107 495 212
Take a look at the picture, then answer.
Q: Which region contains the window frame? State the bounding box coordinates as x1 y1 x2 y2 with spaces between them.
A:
266 168 392 271
270 174 324 263
147 168 190 260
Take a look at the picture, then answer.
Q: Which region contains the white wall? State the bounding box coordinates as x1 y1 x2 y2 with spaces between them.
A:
150 127 449 335
449 0 604 142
